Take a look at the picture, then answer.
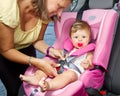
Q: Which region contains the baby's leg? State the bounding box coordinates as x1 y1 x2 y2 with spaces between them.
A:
39 70 78 91
19 69 47 85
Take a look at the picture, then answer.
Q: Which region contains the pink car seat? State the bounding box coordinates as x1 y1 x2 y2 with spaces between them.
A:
23 0 119 96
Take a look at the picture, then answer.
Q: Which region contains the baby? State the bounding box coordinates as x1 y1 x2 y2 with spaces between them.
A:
20 20 95 92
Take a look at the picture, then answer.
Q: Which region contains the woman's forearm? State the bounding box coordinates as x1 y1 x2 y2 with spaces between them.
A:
33 40 49 55
1 48 45 68
1 48 32 65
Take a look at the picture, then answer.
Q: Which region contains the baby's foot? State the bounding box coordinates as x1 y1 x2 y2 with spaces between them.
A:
19 74 40 85
39 77 49 92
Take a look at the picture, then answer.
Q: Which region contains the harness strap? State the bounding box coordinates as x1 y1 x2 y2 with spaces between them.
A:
57 58 82 74
57 43 95 74
67 61 82 73
30 89 38 96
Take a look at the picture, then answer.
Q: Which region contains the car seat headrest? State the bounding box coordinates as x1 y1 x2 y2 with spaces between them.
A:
64 0 86 12
89 0 115 9
64 0 118 12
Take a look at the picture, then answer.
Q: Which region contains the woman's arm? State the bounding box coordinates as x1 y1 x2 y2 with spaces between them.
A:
0 22 46 67
33 23 49 54
0 22 30 64
33 23 64 59
0 22 58 77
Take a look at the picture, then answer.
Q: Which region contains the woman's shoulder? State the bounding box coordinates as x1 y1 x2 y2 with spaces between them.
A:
0 0 19 28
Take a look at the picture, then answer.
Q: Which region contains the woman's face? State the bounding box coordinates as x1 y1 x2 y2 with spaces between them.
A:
46 0 71 19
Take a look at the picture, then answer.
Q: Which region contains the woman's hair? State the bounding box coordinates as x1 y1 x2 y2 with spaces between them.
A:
70 20 92 39
31 0 73 21
31 0 49 21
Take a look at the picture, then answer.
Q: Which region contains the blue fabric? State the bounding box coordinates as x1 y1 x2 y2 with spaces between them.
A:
0 79 7 96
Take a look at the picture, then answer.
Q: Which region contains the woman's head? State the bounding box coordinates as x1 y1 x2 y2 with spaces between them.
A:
32 0 73 21
70 21 91 49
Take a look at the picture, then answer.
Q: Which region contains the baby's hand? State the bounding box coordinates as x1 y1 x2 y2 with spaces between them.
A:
80 59 92 70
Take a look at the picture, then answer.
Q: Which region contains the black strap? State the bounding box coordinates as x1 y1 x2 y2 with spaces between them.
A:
90 65 105 72
76 0 89 21
57 59 66 74
114 0 119 3
86 87 102 96
30 89 39 96
71 0 79 11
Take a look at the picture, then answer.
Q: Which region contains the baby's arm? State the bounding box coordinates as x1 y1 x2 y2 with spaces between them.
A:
80 52 94 70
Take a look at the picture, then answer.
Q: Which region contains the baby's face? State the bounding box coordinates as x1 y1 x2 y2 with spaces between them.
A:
71 30 90 49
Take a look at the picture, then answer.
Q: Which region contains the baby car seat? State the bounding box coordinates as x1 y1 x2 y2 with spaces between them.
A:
23 0 120 96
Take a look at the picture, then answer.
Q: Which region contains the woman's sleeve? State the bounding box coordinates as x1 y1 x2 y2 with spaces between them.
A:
0 0 19 28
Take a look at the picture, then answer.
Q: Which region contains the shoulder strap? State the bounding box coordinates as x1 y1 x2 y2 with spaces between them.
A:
76 0 89 21
71 43 96 56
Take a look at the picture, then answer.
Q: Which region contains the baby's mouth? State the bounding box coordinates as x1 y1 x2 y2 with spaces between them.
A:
78 43 83 47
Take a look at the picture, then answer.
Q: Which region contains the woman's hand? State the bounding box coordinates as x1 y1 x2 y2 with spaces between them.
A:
37 58 59 77
49 48 65 60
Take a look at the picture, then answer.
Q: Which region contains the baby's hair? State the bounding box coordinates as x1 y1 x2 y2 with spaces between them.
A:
70 20 92 39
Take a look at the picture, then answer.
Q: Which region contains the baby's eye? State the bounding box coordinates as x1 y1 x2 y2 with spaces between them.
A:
74 36 78 38
82 36 86 38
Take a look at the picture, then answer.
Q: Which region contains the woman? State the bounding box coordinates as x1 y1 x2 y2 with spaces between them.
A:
0 0 73 96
